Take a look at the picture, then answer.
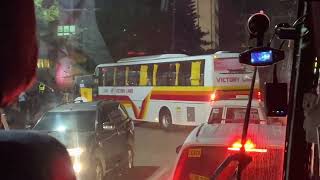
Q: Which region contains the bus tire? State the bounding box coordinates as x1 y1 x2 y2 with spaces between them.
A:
159 108 172 130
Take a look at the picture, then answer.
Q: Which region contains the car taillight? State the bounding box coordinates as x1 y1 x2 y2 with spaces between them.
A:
172 148 188 180
257 91 262 102
227 140 267 153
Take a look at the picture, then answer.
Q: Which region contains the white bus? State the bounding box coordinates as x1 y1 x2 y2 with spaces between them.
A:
94 52 260 129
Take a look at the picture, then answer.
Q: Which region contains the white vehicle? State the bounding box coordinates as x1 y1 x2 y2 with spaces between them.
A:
171 100 286 180
208 100 267 124
94 52 261 129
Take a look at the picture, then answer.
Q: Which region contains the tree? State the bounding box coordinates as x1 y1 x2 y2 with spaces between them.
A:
95 0 207 60
34 0 59 23
173 0 208 54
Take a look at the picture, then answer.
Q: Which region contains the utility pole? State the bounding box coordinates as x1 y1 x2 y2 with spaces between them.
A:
170 0 176 52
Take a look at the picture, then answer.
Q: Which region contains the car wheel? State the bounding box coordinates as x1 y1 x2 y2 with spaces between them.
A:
159 109 172 130
94 160 104 180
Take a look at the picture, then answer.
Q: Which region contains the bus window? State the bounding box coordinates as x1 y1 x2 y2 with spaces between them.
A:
125 66 129 85
178 62 191 86
157 63 176 86
168 63 176 86
128 65 140 86
98 68 104 86
200 61 205 86
115 66 126 86
153 64 158 85
157 63 169 86
139 65 148 86
103 67 114 86
175 63 180 85
147 64 153 86
191 61 203 86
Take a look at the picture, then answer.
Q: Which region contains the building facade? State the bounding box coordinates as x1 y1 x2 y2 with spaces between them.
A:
194 0 219 50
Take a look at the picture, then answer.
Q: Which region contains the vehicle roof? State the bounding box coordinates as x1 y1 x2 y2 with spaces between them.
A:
48 100 118 113
117 54 188 62
183 123 286 148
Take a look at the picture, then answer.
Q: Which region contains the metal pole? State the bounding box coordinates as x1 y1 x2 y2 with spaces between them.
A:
237 34 263 180
284 1 311 179
240 67 257 147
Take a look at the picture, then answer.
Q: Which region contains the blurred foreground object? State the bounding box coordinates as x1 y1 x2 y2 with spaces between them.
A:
0 131 76 180
0 1 38 107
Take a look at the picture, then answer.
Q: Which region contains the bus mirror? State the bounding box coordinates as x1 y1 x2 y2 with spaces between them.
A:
264 83 288 117
239 47 285 66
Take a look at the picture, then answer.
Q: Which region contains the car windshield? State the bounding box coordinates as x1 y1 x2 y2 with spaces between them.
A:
4 0 302 179
34 111 96 132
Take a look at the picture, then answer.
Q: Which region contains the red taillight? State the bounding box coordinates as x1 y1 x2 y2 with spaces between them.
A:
227 140 267 153
257 91 262 102
172 148 188 180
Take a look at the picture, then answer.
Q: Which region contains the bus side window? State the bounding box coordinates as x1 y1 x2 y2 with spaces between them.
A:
191 61 201 86
139 65 148 86
153 64 158 85
128 65 140 86
175 63 180 86
190 61 204 86
168 63 176 86
178 62 191 86
115 66 126 86
157 63 177 86
200 61 205 86
98 68 104 86
147 64 153 86
157 63 169 86
104 67 114 86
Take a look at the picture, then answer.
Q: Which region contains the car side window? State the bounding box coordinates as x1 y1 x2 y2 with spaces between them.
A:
208 108 223 123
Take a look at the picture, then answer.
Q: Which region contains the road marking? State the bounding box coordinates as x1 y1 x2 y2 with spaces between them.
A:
147 167 170 180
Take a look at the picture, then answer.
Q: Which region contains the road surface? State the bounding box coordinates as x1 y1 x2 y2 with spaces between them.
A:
120 122 194 180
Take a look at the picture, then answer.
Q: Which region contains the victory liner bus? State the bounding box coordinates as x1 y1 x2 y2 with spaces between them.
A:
94 52 261 129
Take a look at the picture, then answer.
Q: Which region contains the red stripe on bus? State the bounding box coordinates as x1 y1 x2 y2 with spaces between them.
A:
150 94 210 101
96 95 147 119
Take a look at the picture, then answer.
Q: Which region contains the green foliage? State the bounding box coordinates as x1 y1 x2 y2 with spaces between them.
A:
34 0 59 23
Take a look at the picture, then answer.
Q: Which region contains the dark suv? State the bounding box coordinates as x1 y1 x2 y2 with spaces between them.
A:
33 100 135 180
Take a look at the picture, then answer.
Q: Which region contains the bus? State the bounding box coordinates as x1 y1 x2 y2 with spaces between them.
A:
73 75 97 102
94 52 261 129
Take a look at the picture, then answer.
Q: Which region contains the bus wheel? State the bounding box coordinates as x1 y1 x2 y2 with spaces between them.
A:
159 109 172 130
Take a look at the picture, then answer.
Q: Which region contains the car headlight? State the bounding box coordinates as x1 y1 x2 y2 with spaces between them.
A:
73 161 82 173
67 147 84 157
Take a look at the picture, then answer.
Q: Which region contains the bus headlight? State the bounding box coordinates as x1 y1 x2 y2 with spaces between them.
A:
67 147 84 157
